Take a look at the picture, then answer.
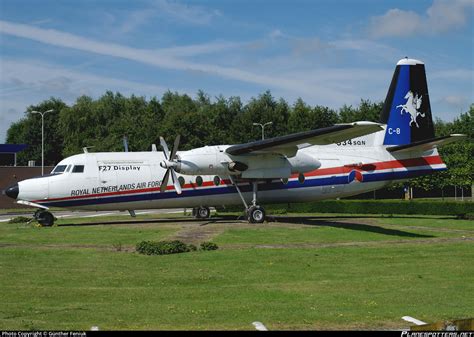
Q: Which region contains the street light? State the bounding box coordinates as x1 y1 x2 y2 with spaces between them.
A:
31 109 54 176
253 122 273 140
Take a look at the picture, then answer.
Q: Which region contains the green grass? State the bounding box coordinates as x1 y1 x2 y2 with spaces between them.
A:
0 221 178 247
214 221 462 247
0 213 473 330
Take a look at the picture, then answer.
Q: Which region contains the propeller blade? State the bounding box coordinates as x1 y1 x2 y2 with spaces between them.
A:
160 135 181 195
160 169 170 193
170 135 181 160
160 136 170 160
170 170 182 195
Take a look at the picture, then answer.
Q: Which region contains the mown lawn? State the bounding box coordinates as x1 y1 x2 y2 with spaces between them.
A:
0 214 472 330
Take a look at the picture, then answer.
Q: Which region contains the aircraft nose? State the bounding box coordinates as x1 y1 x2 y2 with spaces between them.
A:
5 183 19 199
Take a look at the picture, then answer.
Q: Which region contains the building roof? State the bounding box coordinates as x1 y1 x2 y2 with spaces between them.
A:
0 144 28 153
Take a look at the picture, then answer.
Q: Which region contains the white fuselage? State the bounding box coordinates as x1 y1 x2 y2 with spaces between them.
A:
17 128 446 211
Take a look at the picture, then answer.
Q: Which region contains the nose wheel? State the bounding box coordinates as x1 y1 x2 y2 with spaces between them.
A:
34 210 55 227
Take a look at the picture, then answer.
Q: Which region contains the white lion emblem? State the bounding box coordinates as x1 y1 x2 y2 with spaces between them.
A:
396 91 425 128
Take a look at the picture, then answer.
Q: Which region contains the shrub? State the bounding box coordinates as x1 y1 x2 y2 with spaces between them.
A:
200 241 219 251
136 240 194 255
458 212 474 220
136 240 220 255
8 216 31 224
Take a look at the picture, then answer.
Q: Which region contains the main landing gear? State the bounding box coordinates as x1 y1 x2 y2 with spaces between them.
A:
247 204 266 223
247 181 265 223
34 209 55 227
193 206 211 219
229 176 266 224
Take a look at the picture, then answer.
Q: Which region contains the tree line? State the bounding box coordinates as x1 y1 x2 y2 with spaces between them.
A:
6 90 473 190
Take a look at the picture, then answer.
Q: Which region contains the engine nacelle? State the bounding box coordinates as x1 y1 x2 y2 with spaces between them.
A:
175 146 231 176
174 146 321 179
238 151 321 179
287 152 321 174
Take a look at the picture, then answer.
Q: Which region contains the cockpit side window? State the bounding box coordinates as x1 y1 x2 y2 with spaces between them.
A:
52 165 67 174
72 165 85 173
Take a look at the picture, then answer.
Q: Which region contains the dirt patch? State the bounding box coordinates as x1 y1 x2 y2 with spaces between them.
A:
169 220 241 244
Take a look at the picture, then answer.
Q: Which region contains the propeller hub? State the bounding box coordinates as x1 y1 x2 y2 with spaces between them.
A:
160 160 179 169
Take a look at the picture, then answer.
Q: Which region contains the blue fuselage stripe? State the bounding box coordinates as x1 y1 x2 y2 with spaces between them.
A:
39 167 445 208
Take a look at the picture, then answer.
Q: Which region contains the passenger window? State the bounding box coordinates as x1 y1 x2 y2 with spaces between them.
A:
72 165 85 173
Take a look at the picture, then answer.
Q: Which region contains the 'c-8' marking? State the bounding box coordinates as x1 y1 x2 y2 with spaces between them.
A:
388 128 401 135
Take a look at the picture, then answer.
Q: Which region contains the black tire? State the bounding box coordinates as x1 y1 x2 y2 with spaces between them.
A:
247 205 265 224
37 211 54 227
195 206 210 219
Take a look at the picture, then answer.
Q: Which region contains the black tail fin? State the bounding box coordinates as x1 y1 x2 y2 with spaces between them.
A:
380 58 435 145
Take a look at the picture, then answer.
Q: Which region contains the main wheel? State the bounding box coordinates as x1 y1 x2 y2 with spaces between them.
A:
195 206 210 219
247 205 265 224
37 211 54 227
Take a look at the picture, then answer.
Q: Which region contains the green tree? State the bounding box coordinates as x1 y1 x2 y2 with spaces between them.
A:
338 99 382 123
408 105 473 192
234 91 290 142
288 98 312 133
59 92 165 156
160 91 210 150
438 106 473 189
7 98 68 166
311 105 339 128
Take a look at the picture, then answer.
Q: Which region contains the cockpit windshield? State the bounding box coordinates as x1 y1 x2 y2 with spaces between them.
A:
51 165 67 174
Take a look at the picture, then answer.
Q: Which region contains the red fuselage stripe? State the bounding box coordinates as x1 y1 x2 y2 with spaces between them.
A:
36 155 444 202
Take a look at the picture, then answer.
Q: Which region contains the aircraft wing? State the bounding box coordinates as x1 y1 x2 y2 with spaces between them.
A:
225 121 383 157
386 134 467 153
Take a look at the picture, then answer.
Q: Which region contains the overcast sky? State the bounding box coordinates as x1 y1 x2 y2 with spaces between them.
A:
0 0 473 142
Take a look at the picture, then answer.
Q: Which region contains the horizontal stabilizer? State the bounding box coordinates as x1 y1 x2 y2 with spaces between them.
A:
386 134 466 153
226 121 383 156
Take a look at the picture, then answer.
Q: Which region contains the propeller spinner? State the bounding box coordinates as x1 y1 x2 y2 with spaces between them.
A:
159 135 182 194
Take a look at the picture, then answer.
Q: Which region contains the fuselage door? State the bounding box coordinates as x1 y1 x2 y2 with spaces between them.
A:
98 162 118 189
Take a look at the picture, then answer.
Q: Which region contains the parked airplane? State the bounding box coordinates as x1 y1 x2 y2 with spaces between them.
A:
4 58 465 226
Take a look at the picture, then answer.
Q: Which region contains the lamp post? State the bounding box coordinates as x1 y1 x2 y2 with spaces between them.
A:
31 109 54 176
253 121 273 140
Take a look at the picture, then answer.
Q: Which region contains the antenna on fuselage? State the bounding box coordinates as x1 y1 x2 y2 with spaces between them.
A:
82 146 94 153
123 135 129 152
